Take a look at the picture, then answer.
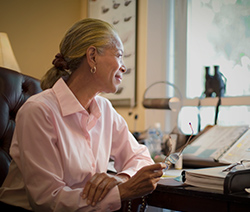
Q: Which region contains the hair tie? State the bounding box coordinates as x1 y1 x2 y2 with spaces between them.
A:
52 53 69 70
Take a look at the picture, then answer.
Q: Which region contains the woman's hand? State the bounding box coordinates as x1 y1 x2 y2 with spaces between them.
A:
81 172 129 206
118 163 166 201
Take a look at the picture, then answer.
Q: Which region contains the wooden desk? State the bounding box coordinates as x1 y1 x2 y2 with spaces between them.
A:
147 178 250 212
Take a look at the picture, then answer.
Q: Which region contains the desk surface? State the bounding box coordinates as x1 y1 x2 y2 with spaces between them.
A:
147 178 250 212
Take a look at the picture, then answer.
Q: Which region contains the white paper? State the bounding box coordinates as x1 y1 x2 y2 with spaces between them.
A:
183 125 249 161
219 129 250 163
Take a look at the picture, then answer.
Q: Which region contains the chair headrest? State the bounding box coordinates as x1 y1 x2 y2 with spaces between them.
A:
0 67 42 153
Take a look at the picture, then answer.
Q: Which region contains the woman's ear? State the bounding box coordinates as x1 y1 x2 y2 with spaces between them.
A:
86 46 97 66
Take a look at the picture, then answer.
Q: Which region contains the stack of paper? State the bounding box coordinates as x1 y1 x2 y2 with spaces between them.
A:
183 166 228 191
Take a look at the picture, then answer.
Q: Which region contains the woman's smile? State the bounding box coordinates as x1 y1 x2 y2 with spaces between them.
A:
115 73 123 83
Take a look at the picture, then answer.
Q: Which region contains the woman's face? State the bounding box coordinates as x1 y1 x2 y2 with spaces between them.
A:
95 36 126 93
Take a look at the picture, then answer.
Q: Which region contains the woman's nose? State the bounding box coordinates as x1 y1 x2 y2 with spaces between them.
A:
120 65 127 73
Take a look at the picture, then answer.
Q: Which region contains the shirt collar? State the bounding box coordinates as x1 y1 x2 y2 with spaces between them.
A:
52 78 101 118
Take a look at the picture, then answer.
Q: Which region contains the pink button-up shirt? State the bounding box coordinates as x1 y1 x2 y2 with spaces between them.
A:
0 78 153 211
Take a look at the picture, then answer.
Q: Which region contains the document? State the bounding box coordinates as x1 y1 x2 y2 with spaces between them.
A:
219 129 250 163
183 125 249 163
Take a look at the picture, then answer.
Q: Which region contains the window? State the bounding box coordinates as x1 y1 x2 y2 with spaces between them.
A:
178 0 250 134
187 0 250 98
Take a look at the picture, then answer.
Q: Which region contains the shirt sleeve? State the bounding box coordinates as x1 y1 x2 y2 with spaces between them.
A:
11 101 121 212
109 105 154 177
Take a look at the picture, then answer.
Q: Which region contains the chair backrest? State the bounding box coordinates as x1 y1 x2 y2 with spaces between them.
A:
0 67 42 186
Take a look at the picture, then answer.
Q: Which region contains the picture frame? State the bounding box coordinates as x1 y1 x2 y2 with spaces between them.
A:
88 0 137 107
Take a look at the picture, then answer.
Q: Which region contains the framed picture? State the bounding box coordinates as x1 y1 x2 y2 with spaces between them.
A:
88 0 137 107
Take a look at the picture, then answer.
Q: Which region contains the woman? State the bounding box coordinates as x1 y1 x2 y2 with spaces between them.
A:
0 18 166 211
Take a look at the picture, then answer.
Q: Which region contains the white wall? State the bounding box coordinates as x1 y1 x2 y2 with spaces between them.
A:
145 0 187 133
146 0 169 131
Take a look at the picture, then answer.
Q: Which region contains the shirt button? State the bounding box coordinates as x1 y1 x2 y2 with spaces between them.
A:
92 163 95 168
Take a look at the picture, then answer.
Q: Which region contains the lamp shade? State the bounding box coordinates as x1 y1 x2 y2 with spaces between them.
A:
142 81 182 111
143 97 181 111
0 32 21 72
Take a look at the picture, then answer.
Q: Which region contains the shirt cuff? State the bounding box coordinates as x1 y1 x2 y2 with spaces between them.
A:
119 166 147 178
99 185 121 211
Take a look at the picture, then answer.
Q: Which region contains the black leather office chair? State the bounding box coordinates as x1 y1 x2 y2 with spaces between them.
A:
0 67 42 186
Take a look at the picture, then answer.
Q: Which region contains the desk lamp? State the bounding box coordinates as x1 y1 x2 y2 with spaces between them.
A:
142 81 182 111
0 32 21 72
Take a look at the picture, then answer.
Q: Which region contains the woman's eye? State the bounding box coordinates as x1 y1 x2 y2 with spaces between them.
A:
117 53 122 58
116 51 123 58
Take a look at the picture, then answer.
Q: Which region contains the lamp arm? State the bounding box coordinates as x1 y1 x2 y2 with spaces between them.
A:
143 81 183 101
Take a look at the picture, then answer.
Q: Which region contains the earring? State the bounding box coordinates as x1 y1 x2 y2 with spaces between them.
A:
91 66 96 74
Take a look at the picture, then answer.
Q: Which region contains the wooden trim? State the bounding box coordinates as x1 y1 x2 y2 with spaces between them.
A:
182 96 250 106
